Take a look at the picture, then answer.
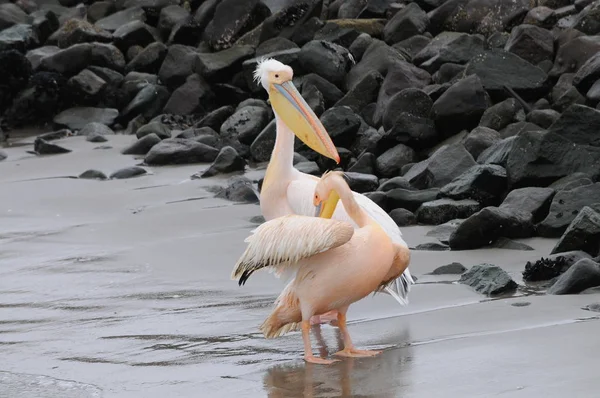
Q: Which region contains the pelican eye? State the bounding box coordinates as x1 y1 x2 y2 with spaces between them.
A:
275 74 279 78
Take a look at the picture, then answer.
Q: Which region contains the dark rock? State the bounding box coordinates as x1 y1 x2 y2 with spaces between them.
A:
158 5 189 35
378 176 414 192
34 138 71 155
88 2 116 23
119 83 170 124
426 219 464 243
334 70 382 113
158 44 197 88
548 258 600 294
38 129 71 141
403 144 476 189
431 74 489 137
349 33 373 62
547 104 600 147
213 176 259 203
464 49 549 100
572 0 600 34
144 138 219 165
122 133 161 155
552 74 586 112
459 263 518 296
552 206 600 256
193 45 255 80
0 23 39 52
127 42 168 74
67 68 107 104
462 126 501 159
87 133 108 143
449 206 534 250
256 37 298 57
198 146 246 178
79 169 107 180
526 109 560 128
375 144 417 178
298 40 352 88
392 34 431 61
79 122 114 137
477 136 516 166
110 166 147 179
113 21 158 52
347 152 375 174
249 120 275 162
49 19 112 50
195 105 234 131
389 208 416 226
549 36 600 77
54 107 118 130
499 186 555 223
487 31 510 48
136 121 170 139
432 63 465 84
582 303 600 311
0 3 28 31
0 150 6 161
295 161 320 176
319 106 362 148
95 7 146 32
221 105 270 146
416 198 481 225
549 172 593 192
386 187 440 212
414 242 450 251
345 39 407 91
538 183 600 237
523 6 556 28
439 164 508 206
523 251 591 282
163 74 214 115
489 237 534 251
344 172 379 193
479 98 521 131
383 3 429 44
499 121 543 139
504 24 553 65
203 0 270 51
431 262 467 275
302 82 325 116
417 33 485 74
505 131 600 189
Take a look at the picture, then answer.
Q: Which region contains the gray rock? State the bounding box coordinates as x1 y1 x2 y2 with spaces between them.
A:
426 219 464 243
163 73 214 115
344 172 379 193
547 104 600 147
430 262 467 275
0 149 7 161
113 20 158 52
110 166 147 179
375 144 417 178
144 138 219 165
449 207 534 250
479 98 521 131
34 138 71 155
0 3 28 31
386 188 440 213
383 2 428 45
213 176 259 203
582 303 600 312
94 7 145 32
499 186 555 223
439 164 507 206
79 122 114 137
462 126 501 159
0 23 39 52
403 144 476 189
193 44 255 79
122 133 161 155
389 208 416 226
198 146 246 178
221 105 270 146
158 44 198 88
489 237 534 251
295 161 320 176
298 39 352 87
54 107 118 130
549 173 593 192
548 258 600 294
127 42 168 74
552 206 600 256
416 199 481 225
378 176 414 192
136 121 171 139
79 169 107 180
347 152 375 175
459 263 518 296
414 242 450 251
504 24 554 65
538 183 600 237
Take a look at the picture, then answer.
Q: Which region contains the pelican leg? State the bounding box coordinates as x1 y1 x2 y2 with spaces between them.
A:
302 320 339 365
310 310 339 326
334 312 382 358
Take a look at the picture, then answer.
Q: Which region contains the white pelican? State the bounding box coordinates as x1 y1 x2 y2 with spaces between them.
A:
253 59 414 323
232 171 411 364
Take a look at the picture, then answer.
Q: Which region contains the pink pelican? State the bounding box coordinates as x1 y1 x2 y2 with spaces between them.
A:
232 171 411 364
252 59 414 324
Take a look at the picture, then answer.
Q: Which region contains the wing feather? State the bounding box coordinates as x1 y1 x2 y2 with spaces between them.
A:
287 178 415 303
231 214 354 285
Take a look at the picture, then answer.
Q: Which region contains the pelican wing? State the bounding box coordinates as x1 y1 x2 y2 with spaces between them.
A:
287 178 415 303
231 214 354 285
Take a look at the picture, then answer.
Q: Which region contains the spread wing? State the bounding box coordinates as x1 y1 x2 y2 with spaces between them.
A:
231 214 354 285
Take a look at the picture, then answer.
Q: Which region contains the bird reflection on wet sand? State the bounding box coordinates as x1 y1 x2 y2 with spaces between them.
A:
263 326 413 397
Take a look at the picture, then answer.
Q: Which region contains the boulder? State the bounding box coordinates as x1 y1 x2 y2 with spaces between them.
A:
548 258 600 294
144 138 219 165
551 206 600 256
439 164 507 206
459 263 518 296
416 198 481 225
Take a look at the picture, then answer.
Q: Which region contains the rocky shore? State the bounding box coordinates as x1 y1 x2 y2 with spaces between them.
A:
2 0 600 297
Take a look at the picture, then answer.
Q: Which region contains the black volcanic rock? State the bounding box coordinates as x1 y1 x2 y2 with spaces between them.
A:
145 138 219 165
439 164 508 206
552 206 600 256
298 40 353 88
383 3 429 44
404 144 476 189
416 198 481 225
504 24 553 65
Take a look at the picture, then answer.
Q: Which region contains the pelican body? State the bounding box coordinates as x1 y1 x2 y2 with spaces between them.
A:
232 171 411 364
253 59 414 319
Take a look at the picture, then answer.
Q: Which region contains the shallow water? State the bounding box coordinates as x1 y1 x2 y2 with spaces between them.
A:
1 136 599 397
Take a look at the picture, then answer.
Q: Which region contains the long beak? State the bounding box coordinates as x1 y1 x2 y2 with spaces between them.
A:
269 81 340 163
315 191 340 219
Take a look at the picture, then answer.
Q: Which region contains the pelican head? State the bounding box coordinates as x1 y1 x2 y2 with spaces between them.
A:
254 58 340 163
313 171 346 219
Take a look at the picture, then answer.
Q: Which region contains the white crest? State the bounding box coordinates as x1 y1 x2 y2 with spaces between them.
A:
253 58 287 90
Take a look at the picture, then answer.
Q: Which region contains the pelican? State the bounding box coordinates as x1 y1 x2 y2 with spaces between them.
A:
232 171 411 364
253 59 414 323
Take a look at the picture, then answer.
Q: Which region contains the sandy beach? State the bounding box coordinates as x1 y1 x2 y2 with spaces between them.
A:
1 135 599 398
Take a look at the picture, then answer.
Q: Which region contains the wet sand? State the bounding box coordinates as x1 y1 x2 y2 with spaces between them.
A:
1 135 599 397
